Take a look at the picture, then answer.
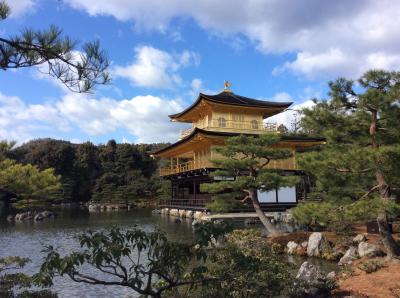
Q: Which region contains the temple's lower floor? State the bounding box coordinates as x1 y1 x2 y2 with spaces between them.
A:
159 169 311 212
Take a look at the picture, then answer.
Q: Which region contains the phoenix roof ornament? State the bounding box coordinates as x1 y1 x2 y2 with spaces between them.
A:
223 80 232 92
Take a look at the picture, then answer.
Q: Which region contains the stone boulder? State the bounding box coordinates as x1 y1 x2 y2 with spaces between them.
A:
358 241 383 257
301 241 308 249
15 211 33 221
296 261 322 282
326 271 336 281
353 234 367 244
286 241 299 254
307 232 330 257
338 246 358 266
283 212 294 224
41 210 55 218
174 218 182 224
34 213 44 221
6 215 14 222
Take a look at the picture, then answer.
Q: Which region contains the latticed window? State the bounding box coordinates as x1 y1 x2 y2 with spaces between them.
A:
218 117 226 127
251 120 259 129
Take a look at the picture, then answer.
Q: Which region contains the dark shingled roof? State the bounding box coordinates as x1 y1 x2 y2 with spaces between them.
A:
151 128 325 155
169 91 293 119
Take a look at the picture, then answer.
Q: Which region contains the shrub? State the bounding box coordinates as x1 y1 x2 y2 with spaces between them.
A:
358 260 385 273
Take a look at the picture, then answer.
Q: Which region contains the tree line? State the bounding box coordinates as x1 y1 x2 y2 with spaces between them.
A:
1 139 169 206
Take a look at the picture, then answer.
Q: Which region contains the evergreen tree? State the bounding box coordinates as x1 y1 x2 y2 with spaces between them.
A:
202 134 298 235
0 1 109 92
0 159 61 206
296 70 400 258
0 140 16 158
74 141 101 200
14 139 80 201
277 124 289 134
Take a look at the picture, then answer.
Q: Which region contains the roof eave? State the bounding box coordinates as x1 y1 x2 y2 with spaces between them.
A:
151 128 326 156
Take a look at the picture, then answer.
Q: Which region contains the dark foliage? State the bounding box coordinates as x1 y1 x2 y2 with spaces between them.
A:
8 139 168 203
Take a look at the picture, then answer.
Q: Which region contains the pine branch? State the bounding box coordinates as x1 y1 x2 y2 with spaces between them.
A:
360 185 380 199
332 167 373 173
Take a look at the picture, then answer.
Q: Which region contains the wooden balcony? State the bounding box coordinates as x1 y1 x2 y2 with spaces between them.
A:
159 159 213 176
159 161 195 176
180 120 277 139
159 156 297 176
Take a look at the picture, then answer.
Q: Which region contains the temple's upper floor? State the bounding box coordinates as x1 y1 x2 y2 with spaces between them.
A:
169 89 292 139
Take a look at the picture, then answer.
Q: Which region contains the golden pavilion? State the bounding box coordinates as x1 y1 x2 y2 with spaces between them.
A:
152 83 324 212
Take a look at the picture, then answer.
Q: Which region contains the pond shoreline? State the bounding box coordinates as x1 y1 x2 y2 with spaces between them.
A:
1 207 343 297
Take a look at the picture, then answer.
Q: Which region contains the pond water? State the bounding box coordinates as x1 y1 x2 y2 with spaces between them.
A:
0 208 338 297
0 208 196 297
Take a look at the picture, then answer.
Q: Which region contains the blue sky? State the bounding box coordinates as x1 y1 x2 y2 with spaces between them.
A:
1 0 400 144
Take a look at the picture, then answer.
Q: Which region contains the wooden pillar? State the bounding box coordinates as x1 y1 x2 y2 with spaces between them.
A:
293 147 296 170
193 180 197 206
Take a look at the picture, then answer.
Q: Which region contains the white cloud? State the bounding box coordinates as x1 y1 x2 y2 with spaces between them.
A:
269 92 292 102
264 90 319 130
267 99 315 130
113 46 199 89
66 0 400 78
191 78 203 91
0 92 185 144
0 92 70 142
7 0 36 17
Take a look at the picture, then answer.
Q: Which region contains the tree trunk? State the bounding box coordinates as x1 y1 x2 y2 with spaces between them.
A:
250 189 279 236
370 110 400 258
376 171 400 258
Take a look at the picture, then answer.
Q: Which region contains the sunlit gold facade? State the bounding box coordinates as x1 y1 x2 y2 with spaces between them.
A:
153 90 324 176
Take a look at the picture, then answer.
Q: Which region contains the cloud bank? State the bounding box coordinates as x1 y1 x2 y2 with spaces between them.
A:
0 92 184 144
113 46 200 89
66 0 400 78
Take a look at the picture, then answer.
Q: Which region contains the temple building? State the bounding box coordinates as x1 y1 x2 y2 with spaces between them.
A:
152 82 325 212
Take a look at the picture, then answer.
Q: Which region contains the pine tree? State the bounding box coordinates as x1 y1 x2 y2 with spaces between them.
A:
0 1 109 93
297 70 400 258
202 134 298 235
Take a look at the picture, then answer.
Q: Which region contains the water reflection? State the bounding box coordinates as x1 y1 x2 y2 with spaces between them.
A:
0 208 338 297
0 208 195 298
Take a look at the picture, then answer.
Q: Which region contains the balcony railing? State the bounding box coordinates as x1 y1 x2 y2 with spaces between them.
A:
159 161 195 176
180 120 277 139
159 156 297 176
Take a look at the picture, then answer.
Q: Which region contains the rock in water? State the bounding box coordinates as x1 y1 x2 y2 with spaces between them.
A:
358 241 383 257
174 218 182 224
307 232 330 257
34 213 44 222
296 261 322 282
286 241 299 254
338 246 358 265
6 215 14 222
41 210 55 218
